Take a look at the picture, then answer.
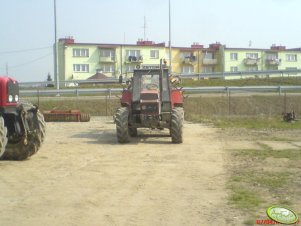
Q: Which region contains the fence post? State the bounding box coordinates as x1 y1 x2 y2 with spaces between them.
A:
228 89 231 115
278 86 282 96
37 88 40 107
76 89 79 97
105 90 108 116
284 92 287 113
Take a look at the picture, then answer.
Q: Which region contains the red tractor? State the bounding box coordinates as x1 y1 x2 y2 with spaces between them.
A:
115 62 184 143
0 76 46 160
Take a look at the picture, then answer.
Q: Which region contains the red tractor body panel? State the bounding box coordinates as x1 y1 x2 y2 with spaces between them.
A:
0 76 19 107
171 89 184 107
121 90 132 107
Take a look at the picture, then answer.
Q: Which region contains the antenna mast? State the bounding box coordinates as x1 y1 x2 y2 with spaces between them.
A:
143 16 147 40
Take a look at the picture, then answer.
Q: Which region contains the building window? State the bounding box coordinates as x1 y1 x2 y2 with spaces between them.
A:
150 50 159 59
100 49 115 59
126 50 141 57
98 64 115 73
230 66 238 72
286 54 297 62
266 53 277 60
246 53 258 59
204 52 213 59
230 53 238 60
203 66 213 73
73 48 89 57
126 65 136 72
73 64 89 72
182 66 194 73
247 66 258 71
181 52 192 59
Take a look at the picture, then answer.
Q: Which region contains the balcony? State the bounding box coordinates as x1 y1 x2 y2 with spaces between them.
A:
99 56 115 63
126 56 143 63
203 58 218 65
182 56 197 64
244 58 260 65
266 58 281 65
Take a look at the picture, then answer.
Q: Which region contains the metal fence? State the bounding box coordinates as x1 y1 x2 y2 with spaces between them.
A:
20 86 301 98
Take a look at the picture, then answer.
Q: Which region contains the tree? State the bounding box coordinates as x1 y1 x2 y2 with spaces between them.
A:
46 73 54 87
47 73 53 81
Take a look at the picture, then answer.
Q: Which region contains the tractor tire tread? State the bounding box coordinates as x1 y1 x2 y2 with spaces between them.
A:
170 107 183 144
0 117 8 158
116 107 130 143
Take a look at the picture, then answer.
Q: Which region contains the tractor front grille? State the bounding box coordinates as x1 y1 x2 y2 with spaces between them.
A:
141 103 159 114
7 80 19 103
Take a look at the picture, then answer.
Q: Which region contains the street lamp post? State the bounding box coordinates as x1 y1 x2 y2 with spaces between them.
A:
169 0 172 72
54 0 60 92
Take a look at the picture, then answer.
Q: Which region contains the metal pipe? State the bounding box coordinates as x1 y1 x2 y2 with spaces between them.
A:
168 0 172 72
54 0 60 91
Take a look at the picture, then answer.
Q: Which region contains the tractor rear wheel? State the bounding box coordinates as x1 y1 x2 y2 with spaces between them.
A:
1 109 46 160
0 116 8 158
170 107 184 144
116 107 130 143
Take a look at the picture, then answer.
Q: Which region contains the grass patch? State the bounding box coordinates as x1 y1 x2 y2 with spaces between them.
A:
181 77 301 87
213 117 301 130
229 187 262 209
231 171 290 188
232 148 301 160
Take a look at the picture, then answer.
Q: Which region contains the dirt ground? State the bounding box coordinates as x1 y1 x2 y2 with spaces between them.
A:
0 117 247 226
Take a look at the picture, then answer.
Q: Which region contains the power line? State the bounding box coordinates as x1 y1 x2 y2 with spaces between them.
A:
0 53 53 69
0 46 52 55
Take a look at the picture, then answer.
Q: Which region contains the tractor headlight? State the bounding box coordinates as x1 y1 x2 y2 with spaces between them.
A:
8 95 13 102
15 95 19 102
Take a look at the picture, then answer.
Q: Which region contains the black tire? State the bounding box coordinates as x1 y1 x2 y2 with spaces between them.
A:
37 110 46 143
0 116 8 158
129 127 138 137
116 107 130 143
170 107 184 144
1 108 46 161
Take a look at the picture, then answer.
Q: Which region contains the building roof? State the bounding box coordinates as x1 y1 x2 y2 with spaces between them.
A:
87 73 109 80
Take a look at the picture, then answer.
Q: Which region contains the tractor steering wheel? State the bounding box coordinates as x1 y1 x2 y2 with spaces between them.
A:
146 83 159 90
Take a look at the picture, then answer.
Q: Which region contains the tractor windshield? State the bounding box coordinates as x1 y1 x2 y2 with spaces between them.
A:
132 69 171 104
141 74 159 91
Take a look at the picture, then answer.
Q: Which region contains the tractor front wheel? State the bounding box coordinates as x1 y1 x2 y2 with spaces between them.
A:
170 107 184 143
1 108 46 161
116 107 130 143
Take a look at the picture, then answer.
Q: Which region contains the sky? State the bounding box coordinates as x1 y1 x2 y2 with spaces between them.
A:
0 0 300 82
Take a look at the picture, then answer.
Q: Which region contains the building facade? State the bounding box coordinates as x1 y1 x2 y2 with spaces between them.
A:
57 37 301 81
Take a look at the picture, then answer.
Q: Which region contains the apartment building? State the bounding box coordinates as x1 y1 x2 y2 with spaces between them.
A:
57 37 301 81
223 45 301 78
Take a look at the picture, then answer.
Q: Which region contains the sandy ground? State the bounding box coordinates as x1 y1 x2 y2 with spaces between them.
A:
0 117 242 226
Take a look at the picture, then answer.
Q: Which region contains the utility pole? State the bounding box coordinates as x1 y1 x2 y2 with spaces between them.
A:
54 0 60 92
143 16 147 41
169 0 172 72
